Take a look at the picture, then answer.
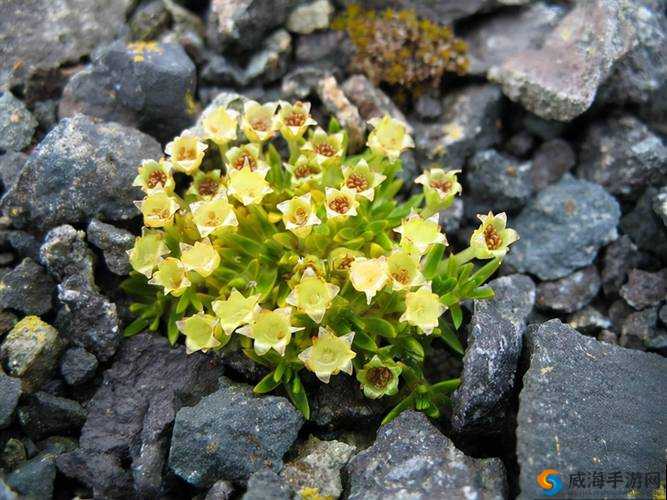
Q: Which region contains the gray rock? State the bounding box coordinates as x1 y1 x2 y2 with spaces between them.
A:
489 0 636 121
87 219 134 276
286 0 333 34
413 85 502 169
3 230 40 262
6 452 57 499
57 333 219 498
620 187 667 258
567 306 612 336
316 75 366 153
346 411 507 500
1 438 26 471
0 258 55 315
530 138 575 191
129 0 171 41
608 298 634 334
40 225 94 284
280 65 332 100
414 93 442 121
536 266 601 314
206 0 296 52
59 347 98 386
295 30 351 68
0 316 62 393
660 303 667 326
464 2 568 75
0 369 21 429
653 186 667 227
506 176 621 280
242 469 292 500
18 392 86 440
438 197 463 235
0 0 130 99
620 307 659 351
452 274 535 439
243 30 292 85
342 75 408 126
169 376 303 488
0 92 37 153
59 40 197 143
201 55 247 87
280 436 356 498
31 100 58 134
578 114 667 199
1 114 161 231
620 268 667 310
0 478 18 500
518 320 667 499
0 152 27 191
206 480 234 500
505 131 535 159
465 149 533 217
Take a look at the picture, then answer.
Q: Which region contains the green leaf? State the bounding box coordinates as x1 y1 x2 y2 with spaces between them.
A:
381 393 415 425
255 267 278 301
352 329 378 352
432 275 456 296
124 318 149 337
423 244 445 280
469 258 501 287
274 363 286 382
450 303 463 329
328 116 342 134
254 371 282 394
273 232 297 249
395 336 425 365
176 290 191 314
285 375 310 420
363 317 396 339
468 285 495 300
438 320 464 355
430 378 461 394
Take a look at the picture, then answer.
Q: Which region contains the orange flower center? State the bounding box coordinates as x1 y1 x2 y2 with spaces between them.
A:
198 178 219 196
367 366 392 389
294 164 318 179
391 269 410 285
233 153 257 171
176 147 196 161
251 117 270 131
285 112 306 127
291 207 308 225
346 173 369 192
147 170 167 189
430 179 452 193
315 143 336 157
338 256 354 270
329 197 350 214
484 225 502 250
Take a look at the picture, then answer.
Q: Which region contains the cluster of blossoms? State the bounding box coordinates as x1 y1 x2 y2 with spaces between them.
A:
124 100 518 420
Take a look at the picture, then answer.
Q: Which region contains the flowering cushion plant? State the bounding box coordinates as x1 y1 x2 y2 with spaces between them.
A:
123 100 518 422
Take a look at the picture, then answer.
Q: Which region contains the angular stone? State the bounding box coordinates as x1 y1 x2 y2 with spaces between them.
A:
0 258 55 316
489 0 636 121
280 65 332 100
1 438 26 471
620 307 659 350
653 186 667 228
1 114 161 231
242 469 292 500
0 152 27 191
59 40 196 143
59 346 98 386
86 219 134 276
295 30 351 68
18 392 86 440
0 316 62 393
40 225 94 284
412 85 502 169
129 0 171 41
286 0 333 34
620 187 667 258
316 75 366 153
169 376 303 488
342 75 408 126
452 274 535 439
465 149 533 216
506 176 620 280
567 306 612 336
0 92 37 153
57 449 132 499
530 138 575 191
243 30 292 85
620 268 667 310
0 369 21 429
6 452 57 499
601 235 653 297
346 411 507 500
536 266 601 314
206 480 234 500
414 93 442 122
280 436 355 498
578 114 667 199
518 320 667 499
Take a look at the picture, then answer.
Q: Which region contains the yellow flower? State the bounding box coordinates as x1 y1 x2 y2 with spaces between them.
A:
329 247 363 275
202 106 239 146
350 256 388 304
415 168 462 208
341 159 386 201
278 100 317 141
190 195 238 237
241 100 279 143
148 257 191 296
165 132 207 174
237 307 302 356
394 211 447 255
176 312 226 354
225 143 266 174
179 238 220 277
284 155 322 185
286 268 339 323
470 211 519 259
367 115 414 161
187 169 225 199
325 187 359 219
276 193 321 238
301 127 345 167
298 327 356 383
227 166 272 206
133 159 175 194
387 249 425 290
135 191 180 228
127 229 169 277
399 285 445 335
211 289 261 335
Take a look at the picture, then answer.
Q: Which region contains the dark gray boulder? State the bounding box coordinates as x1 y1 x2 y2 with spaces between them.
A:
536 266 601 314
506 176 620 280
345 411 507 500
1 114 161 231
242 469 292 500
0 92 37 153
620 187 667 258
0 152 27 192
17 392 86 440
0 258 55 316
0 369 21 429
59 347 98 386
518 320 667 499
619 269 667 310
86 219 134 276
169 376 303 488
6 452 57 499
530 138 575 191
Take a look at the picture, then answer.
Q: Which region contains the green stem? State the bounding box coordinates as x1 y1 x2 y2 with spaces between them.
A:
451 246 475 266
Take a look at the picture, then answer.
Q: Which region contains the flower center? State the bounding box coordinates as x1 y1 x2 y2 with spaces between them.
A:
234 153 257 171
198 178 219 196
147 170 167 189
346 173 369 192
484 225 502 250
150 208 169 219
176 147 196 161
430 179 452 193
338 256 354 270
251 118 270 131
285 112 306 127
367 366 392 389
391 269 410 285
294 165 318 179
319 347 336 364
315 143 336 157
329 197 350 214
205 211 220 225
291 207 308 225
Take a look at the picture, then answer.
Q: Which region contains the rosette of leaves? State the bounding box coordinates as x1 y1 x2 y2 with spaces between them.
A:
123 101 518 423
